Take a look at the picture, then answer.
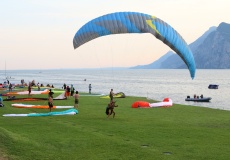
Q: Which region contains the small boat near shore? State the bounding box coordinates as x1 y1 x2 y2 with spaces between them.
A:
185 97 212 102
208 84 218 89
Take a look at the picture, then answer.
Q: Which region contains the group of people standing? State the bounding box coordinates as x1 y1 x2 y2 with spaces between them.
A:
63 83 79 108
63 83 76 98
48 84 79 112
4 80 13 92
48 83 118 118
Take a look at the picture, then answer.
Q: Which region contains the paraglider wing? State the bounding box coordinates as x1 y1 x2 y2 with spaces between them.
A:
132 101 150 108
73 12 196 79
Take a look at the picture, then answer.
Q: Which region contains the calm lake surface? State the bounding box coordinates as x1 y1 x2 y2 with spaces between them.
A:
1 69 230 111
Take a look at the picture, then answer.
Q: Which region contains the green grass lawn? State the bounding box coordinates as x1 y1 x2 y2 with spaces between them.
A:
0 90 230 160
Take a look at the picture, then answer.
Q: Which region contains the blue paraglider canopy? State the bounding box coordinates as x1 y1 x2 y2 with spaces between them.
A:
73 12 196 79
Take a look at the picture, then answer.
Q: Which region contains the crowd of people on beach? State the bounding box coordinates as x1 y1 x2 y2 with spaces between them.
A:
1 79 120 118
51 83 118 118
62 83 118 118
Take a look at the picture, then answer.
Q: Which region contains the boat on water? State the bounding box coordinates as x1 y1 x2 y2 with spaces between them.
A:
3 61 14 81
185 97 212 102
208 84 218 89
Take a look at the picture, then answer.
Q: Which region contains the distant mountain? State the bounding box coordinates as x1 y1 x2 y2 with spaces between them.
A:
194 22 230 68
130 51 174 69
189 26 216 51
162 26 217 69
130 23 230 69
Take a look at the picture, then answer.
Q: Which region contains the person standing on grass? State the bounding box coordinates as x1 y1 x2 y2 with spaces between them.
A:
37 82 40 91
109 89 114 102
48 92 54 112
28 83 32 97
70 84 75 96
73 91 79 108
64 86 70 99
63 83 66 90
9 83 13 92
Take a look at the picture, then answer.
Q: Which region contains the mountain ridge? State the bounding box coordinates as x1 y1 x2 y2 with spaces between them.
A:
130 22 230 69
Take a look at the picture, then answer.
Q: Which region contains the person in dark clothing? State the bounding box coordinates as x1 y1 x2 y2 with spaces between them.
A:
28 83 32 97
89 84 92 94
63 83 66 90
109 89 114 102
200 94 203 98
70 84 75 96
9 83 13 92
105 100 118 118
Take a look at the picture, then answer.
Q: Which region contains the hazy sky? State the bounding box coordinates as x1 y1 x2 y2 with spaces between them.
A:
1 0 229 70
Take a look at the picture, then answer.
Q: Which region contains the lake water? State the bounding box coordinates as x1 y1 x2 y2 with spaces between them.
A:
1 69 230 111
